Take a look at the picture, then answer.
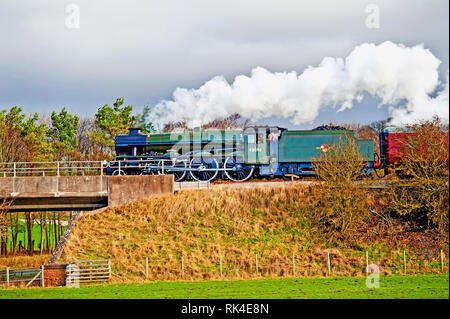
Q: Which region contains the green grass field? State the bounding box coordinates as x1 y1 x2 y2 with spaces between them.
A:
0 274 448 299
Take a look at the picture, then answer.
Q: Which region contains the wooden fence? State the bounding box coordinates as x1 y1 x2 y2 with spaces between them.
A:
67 259 111 284
0 266 44 287
0 259 110 288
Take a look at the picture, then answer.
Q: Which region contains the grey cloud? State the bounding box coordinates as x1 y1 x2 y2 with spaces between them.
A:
0 0 448 127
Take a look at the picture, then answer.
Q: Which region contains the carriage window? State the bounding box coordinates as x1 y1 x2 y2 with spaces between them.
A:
247 134 256 144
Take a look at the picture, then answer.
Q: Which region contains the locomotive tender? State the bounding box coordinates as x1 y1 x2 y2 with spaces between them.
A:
105 126 377 182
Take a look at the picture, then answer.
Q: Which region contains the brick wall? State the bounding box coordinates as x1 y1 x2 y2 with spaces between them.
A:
44 264 67 287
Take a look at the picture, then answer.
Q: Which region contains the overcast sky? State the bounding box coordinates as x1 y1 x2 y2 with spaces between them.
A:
0 0 448 129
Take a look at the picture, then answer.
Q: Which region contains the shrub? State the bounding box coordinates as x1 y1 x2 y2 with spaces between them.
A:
312 138 372 237
385 117 449 234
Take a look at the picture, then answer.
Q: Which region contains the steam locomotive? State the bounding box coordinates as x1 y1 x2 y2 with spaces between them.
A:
105 126 382 182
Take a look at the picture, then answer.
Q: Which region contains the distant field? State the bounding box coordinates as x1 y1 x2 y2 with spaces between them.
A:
1 274 448 299
6 220 66 250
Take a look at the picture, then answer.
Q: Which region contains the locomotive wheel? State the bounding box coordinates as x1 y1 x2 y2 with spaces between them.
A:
172 160 188 182
138 162 153 175
139 168 155 175
112 169 125 176
224 156 254 182
189 156 219 182
157 159 187 182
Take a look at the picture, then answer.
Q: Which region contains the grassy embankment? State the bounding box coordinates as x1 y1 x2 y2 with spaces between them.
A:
0 274 448 299
57 185 446 282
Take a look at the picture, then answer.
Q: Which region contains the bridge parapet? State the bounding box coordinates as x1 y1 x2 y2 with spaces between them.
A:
0 175 174 212
0 176 108 195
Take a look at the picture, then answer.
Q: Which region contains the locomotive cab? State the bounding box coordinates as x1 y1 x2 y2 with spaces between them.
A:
115 128 148 157
244 127 284 165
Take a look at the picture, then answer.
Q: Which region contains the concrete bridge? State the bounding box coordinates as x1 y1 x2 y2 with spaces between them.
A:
0 175 174 212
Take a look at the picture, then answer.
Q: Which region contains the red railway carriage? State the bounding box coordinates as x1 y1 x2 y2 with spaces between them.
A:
379 129 449 170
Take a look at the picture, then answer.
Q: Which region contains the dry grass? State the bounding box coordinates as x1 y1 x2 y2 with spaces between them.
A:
58 185 444 283
0 254 51 269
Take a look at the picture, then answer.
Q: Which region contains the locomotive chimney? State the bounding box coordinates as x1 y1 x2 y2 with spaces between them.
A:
128 128 142 135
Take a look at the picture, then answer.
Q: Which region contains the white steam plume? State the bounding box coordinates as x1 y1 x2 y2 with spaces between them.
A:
147 41 449 129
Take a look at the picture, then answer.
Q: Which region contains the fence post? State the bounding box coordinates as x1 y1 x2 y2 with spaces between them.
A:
100 161 103 193
220 255 222 276
162 160 164 174
145 257 149 279
6 267 9 287
365 251 369 274
108 259 111 280
327 252 331 275
56 161 60 193
13 163 16 193
403 250 407 274
181 256 184 278
292 253 295 276
41 265 45 288
440 250 444 273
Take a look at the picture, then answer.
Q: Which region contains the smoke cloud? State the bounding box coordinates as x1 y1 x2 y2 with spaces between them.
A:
146 41 449 129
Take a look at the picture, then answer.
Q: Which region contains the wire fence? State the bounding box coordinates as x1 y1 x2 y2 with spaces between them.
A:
0 250 446 289
114 249 448 282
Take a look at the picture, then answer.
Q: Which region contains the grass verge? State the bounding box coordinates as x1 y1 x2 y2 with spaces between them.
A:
0 274 448 299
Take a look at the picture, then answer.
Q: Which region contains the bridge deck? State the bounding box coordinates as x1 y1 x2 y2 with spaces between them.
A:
1 175 174 212
5 193 108 212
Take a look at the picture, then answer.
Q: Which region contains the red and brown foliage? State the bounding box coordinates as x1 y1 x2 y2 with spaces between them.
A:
386 117 449 236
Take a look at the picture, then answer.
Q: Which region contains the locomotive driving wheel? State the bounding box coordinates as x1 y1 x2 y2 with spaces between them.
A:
112 169 125 176
224 156 254 182
157 158 188 182
189 155 219 182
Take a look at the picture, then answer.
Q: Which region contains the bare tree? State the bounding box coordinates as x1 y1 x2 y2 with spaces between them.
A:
0 123 29 163
0 194 13 256
163 113 252 132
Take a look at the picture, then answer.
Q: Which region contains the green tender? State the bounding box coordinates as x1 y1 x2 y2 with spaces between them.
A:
278 130 374 162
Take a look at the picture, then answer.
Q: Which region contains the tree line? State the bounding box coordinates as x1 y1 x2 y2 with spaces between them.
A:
0 97 154 163
0 97 147 257
1 96 392 165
